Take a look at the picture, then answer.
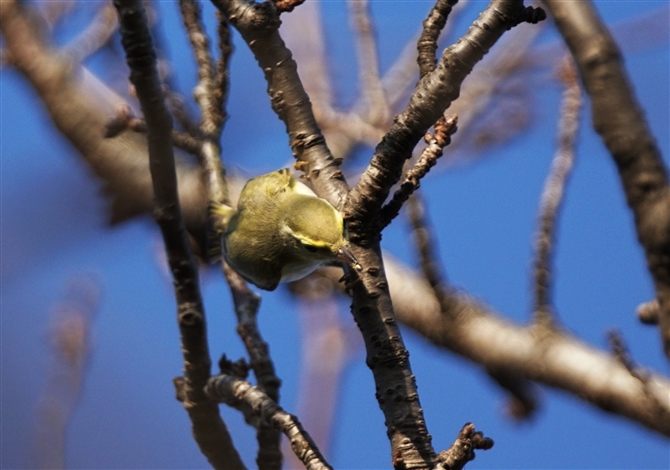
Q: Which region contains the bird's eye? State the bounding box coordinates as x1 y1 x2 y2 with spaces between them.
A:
302 243 318 253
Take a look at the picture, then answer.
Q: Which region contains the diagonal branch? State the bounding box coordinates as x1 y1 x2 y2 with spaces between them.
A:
543 0 670 358
206 374 331 470
345 0 545 234
111 1 244 468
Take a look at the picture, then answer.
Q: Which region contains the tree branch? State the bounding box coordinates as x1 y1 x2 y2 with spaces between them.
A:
532 58 581 325
206 374 331 470
210 0 348 207
0 0 208 230
345 0 546 232
417 0 459 79
543 0 670 358
222 264 283 470
435 423 494 470
112 1 244 468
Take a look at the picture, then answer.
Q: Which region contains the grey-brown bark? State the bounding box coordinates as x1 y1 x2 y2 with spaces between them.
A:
543 0 670 358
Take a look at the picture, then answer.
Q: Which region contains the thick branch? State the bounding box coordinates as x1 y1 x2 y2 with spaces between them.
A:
381 258 670 437
543 0 670 357
0 0 208 230
210 0 348 207
112 1 243 468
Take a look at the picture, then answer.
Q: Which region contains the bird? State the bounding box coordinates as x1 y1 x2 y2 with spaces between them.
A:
213 168 359 291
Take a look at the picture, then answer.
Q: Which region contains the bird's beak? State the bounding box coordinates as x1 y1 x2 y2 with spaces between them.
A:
337 246 362 271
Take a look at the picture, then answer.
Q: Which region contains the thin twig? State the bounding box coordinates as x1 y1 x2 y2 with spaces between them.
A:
407 193 447 292
532 57 581 325
61 2 118 63
180 0 229 209
222 263 284 470
348 0 389 127
181 2 282 464
214 12 233 125
112 1 244 468
206 374 332 470
382 0 469 110
608 330 670 425
380 115 458 229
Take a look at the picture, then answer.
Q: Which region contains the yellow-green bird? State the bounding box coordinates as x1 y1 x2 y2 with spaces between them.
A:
219 169 359 291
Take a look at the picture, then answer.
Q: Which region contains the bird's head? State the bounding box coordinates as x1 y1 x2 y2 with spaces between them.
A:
281 195 358 270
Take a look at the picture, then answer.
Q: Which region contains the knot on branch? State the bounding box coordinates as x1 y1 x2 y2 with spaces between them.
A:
246 1 281 32
518 5 546 25
436 423 494 470
178 302 204 326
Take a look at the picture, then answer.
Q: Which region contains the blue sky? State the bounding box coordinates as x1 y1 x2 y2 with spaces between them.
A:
2 1 669 468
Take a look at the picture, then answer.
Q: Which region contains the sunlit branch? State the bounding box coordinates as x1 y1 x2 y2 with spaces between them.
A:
206 374 331 470
532 58 581 325
348 0 389 127
61 2 118 63
417 0 458 79
211 0 347 207
346 0 545 232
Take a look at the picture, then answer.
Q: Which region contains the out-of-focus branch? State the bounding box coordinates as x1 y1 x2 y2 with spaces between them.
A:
532 58 581 325
382 258 670 436
206 374 331 470
638 299 660 325
112 1 243 468
345 0 545 233
61 2 118 63
543 0 670 358
0 0 208 232
406 186 537 418
348 0 389 128
317 253 670 436
34 277 99 470
179 0 229 209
